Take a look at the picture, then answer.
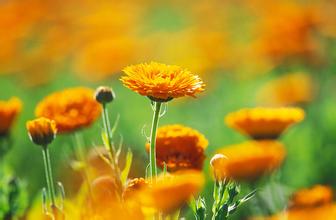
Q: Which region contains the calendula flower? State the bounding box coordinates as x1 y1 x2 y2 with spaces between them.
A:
121 62 205 102
290 185 333 208
145 124 208 172
26 117 57 147
135 170 204 214
253 2 319 62
123 178 147 200
251 203 336 220
35 87 101 133
225 107 305 139
256 72 315 106
216 140 286 181
91 176 120 204
0 97 22 136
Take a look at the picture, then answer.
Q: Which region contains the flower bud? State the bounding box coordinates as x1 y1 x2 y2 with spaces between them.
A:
210 154 227 181
95 86 115 104
26 117 57 147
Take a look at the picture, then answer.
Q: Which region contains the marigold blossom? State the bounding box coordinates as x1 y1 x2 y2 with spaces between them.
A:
290 185 333 208
35 87 101 133
216 140 286 181
121 62 205 102
135 170 204 213
145 124 208 172
225 107 305 139
26 117 57 146
0 97 22 136
257 72 315 106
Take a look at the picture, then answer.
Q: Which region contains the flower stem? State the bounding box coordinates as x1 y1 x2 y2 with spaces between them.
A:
102 103 116 164
149 101 162 182
42 147 56 206
101 103 123 195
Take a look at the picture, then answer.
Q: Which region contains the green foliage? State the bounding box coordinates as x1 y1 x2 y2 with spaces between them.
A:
191 180 256 220
0 167 28 220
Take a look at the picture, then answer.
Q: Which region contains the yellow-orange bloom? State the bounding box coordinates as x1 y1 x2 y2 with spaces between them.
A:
135 170 204 214
121 62 205 102
225 107 305 139
35 87 101 133
0 97 22 136
251 203 336 220
290 185 333 208
216 140 286 181
256 72 315 107
253 2 319 62
146 124 208 172
26 117 57 146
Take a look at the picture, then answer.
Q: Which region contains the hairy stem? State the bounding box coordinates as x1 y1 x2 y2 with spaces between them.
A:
42 147 56 206
149 101 162 182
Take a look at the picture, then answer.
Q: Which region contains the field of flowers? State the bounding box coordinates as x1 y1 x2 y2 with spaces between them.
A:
1 0 336 219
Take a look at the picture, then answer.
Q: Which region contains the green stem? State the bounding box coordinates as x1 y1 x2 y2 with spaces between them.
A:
149 102 162 182
42 147 56 206
101 103 123 196
102 103 116 164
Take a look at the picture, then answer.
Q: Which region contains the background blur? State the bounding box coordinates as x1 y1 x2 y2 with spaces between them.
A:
1 0 336 219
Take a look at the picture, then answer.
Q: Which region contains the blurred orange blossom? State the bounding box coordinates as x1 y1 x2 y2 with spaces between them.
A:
225 107 305 139
35 87 101 133
0 97 22 136
216 140 286 182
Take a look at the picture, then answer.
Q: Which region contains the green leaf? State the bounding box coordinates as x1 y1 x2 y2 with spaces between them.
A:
110 114 120 139
189 196 197 213
240 189 257 203
101 131 109 150
121 149 133 184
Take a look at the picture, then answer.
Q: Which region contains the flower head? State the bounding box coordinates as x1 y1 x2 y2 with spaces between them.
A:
135 170 204 213
0 97 22 136
290 185 333 208
225 107 305 139
26 117 57 146
146 124 208 172
95 86 115 104
256 72 315 107
35 87 101 133
216 140 286 181
121 62 205 102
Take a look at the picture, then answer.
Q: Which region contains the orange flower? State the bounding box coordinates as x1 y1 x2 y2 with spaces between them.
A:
253 2 319 62
225 107 305 139
146 124 208 172
256 72 315 107
26 117 57 146
135 170 204 214
0 97 22 136
35 87 101 133
216 140 286 181
121 62 205 102
252 204 336 220
254 185 336 220
290 185 333 208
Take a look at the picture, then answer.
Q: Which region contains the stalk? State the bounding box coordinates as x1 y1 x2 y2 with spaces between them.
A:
101 103 123 194
42 147 56 206
149 101 162 182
